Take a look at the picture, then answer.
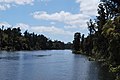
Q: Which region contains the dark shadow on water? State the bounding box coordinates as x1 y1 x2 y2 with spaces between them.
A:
0 56 20 60
87 61 115 80
0 51 52 61
33 54 52 57
72 54 115 80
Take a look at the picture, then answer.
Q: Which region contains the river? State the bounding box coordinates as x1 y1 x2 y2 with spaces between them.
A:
0 50 114 80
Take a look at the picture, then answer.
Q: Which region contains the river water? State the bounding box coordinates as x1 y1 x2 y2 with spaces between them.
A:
0 50 114 80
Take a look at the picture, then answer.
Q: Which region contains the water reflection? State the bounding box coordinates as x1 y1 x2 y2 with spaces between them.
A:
72 54 98 80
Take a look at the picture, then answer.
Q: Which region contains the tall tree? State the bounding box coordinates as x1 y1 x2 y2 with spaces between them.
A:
73 32 81 52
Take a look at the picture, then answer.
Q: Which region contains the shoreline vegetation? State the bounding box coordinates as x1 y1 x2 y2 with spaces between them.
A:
0 26 72 51
72 0 120 80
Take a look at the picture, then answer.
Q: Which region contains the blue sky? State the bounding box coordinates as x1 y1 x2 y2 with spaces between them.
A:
0 0 99 43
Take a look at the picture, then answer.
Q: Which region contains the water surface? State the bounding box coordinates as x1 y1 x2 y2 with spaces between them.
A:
0 50 114 80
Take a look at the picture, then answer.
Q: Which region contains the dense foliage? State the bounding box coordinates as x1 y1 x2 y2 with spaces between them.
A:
0 26 72 51
73 0 120 79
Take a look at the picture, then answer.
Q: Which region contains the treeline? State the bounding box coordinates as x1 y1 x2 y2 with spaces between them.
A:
0 26 72 51
73 0 120 79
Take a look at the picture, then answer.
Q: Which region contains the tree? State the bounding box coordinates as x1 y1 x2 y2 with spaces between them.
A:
0 27 68 51
101 0 120 18
0 25 4 50
81 34 84 52
73 32 81 52
65 42 72 49
87 19 96 35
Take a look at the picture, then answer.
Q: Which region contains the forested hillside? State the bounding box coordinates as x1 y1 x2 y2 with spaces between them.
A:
0 26 72 51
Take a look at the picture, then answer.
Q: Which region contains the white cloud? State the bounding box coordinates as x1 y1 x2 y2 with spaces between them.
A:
0 0 34 10
30 26 73 36
0 22 72 36
76 0 99 16
0 22 11 28
40 0 51 2
0 22 30 32
14 23 30 32
29 25 73 42
32 11 90 29
0 0 34 5
32 11 89 22
0 4 10 10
